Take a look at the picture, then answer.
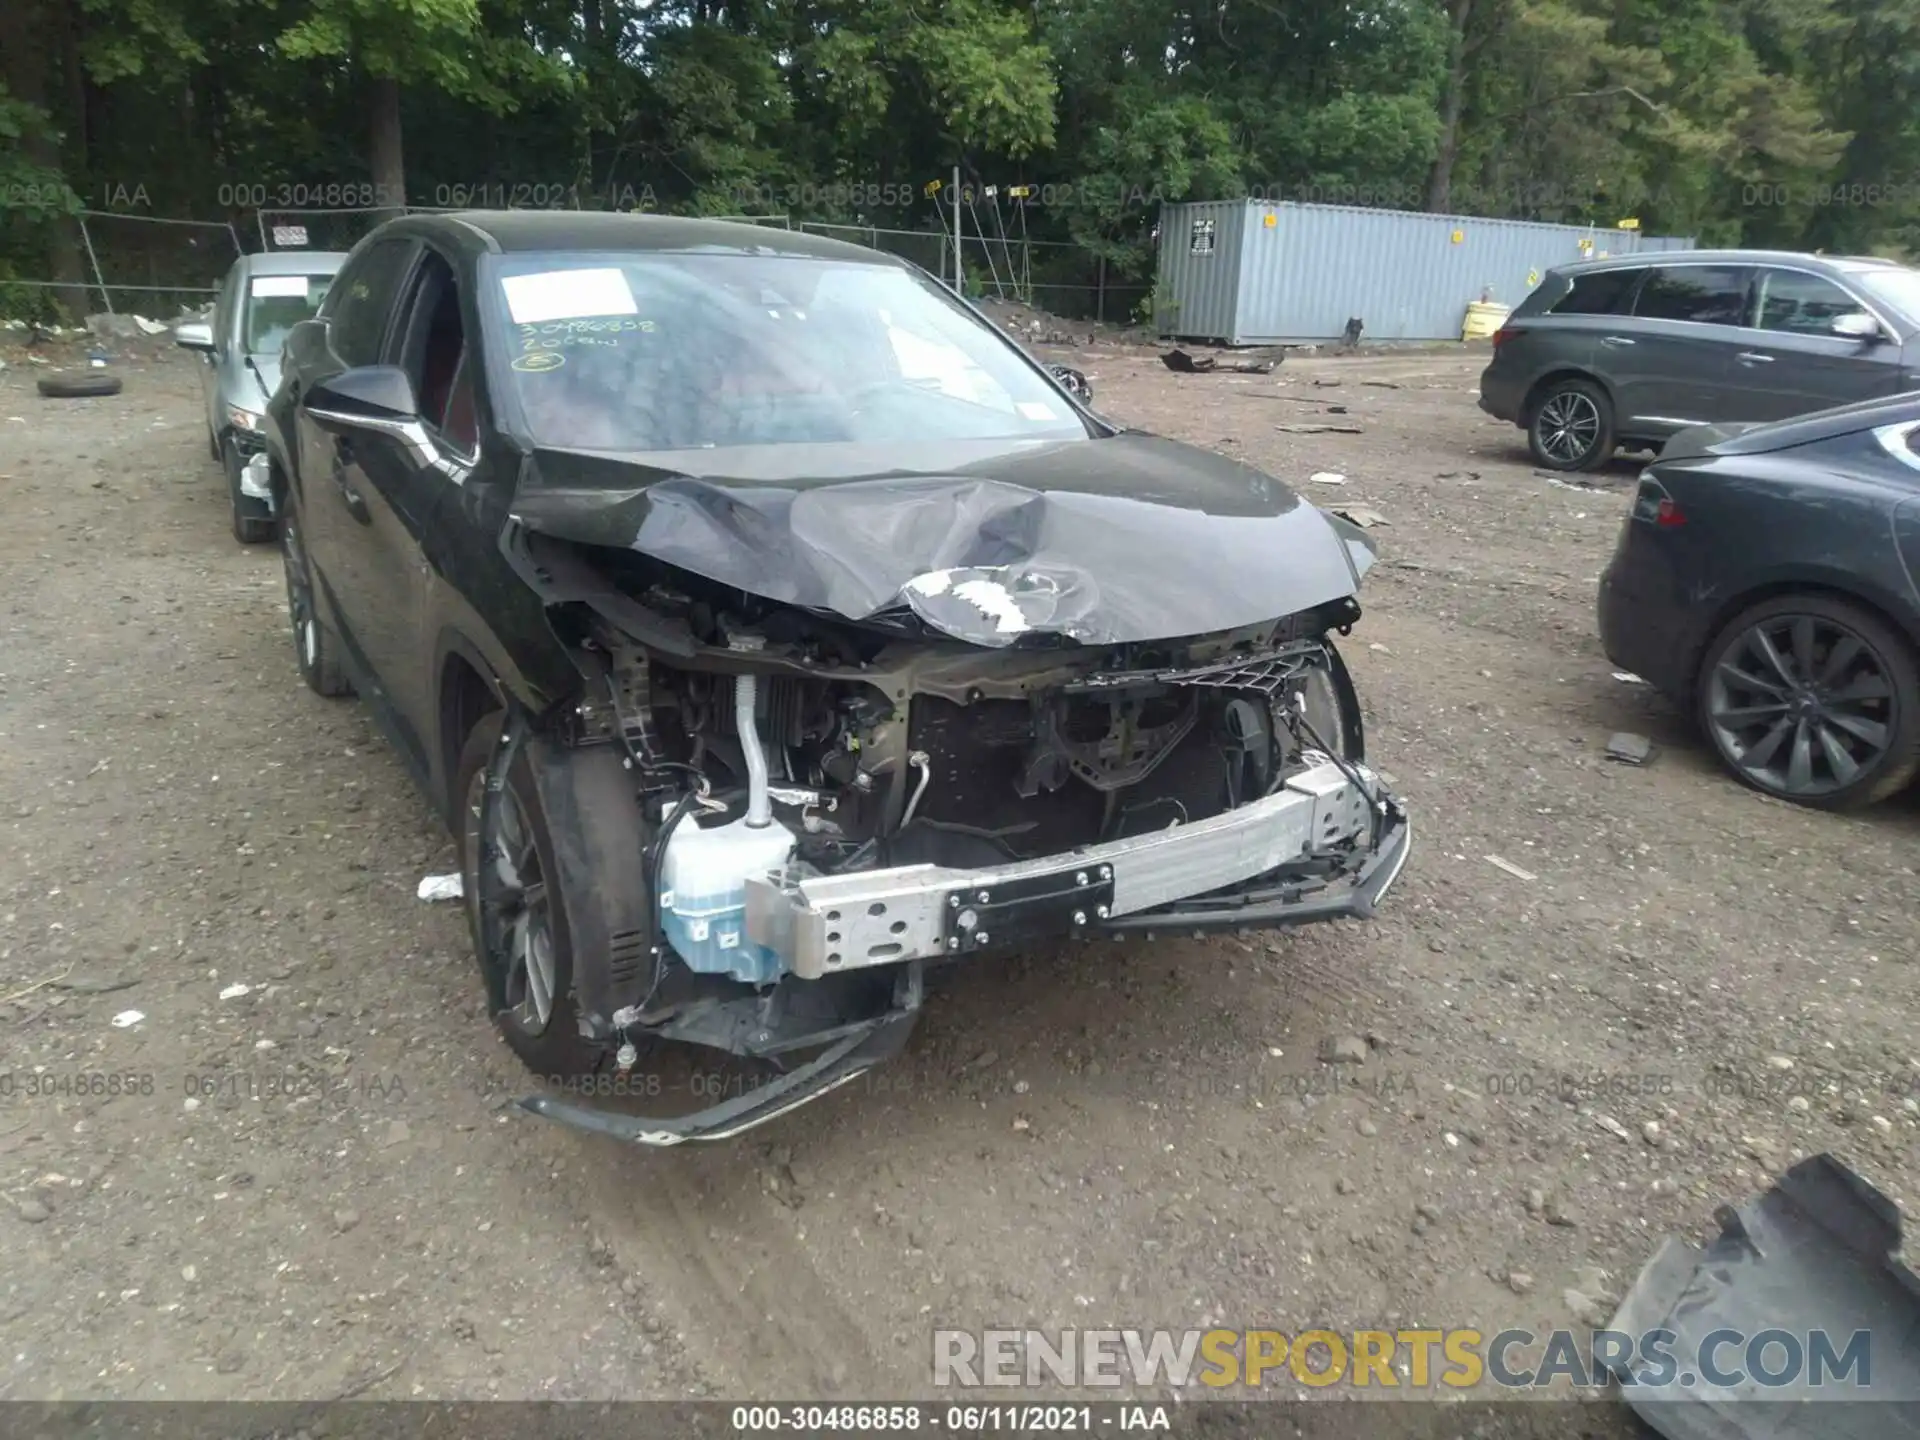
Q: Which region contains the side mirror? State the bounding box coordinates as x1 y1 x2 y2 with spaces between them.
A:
1046 363 1091 404
174 321 215 353
304 365 420 430
1833 311 1881 342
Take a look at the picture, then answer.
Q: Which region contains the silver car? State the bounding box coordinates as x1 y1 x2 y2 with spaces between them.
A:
175 250 347 541
1478 250 1920 470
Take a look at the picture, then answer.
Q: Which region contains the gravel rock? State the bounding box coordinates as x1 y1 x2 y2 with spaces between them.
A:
1322 1035 1369 1065
1507 1271 1535 1296
333 1207 361 1234
13 1198 52 1224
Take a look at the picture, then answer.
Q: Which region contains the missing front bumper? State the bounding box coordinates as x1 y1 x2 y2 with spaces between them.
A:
746 759 1405 978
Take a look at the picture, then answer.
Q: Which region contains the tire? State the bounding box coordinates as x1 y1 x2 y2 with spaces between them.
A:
1696 593 1920 811
38 372 123 399
456 713 608 1080
224 437 276 544
1526 377 1614 471
280 507 352 698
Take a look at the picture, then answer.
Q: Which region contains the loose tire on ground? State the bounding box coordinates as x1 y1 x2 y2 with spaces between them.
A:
37 373 123 399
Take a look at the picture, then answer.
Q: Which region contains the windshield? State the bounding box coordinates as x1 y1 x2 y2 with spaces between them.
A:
1855 267 1920 325
245 273 333 355
487 251 1090 451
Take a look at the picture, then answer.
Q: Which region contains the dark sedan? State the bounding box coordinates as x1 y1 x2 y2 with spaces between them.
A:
259 210 1410 1143
1599 393 1920 809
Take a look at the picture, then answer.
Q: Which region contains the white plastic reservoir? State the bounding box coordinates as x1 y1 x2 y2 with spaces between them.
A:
659 815 794 985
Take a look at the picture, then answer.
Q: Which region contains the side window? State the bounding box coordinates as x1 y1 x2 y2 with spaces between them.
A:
1756 269 1864 335
329 239 418 368
392 250 477 454
1550 268 1645 316
1632 265 1752 326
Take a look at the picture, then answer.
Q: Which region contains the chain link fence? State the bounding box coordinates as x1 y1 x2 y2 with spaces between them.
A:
2 205 1146 327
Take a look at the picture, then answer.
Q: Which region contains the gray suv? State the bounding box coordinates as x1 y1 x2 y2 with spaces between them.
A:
1478 250 1920 470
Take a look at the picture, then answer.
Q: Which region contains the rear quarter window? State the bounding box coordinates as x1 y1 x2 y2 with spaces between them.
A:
1549 268 1645 316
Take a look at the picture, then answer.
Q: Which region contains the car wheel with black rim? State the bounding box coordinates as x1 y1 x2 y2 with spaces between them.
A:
280 508 352 697
1697 594 1920 810
456 713 608 1080
223 436 275 544
1527 377 1614 471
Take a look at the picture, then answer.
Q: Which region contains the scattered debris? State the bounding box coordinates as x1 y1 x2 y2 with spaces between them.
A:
417 872 465 902
1360 380 1401 390
110 1009 145 1028
1330 506 1389 529
1308 472 1347 485
1275 422 1364 434
1321 1035 1370 1065
1161 348 1277 375
1436 470 1481 481
1336 317 1364 353
1606 732 1655 766
1595 1114 1634 1143
1312 379 1342 388
218 982 251 1001
0 964 76 1006
1485 855 1537 882
1612 671 1646 685
1536 470 1603 491
48 973 139 995
1605 1155 1920 1423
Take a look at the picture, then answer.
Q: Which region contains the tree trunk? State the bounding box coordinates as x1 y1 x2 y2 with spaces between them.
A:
1425 0 1473 213
369 74 406 215
0 0 89 317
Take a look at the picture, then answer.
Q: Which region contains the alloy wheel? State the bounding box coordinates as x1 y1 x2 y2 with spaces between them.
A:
1535 390 1601 465
282 519 317 670
466 770 557 1036
1706 613 1897 798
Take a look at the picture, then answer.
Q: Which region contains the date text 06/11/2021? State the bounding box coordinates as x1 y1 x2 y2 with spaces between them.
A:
727 1404 1173 1432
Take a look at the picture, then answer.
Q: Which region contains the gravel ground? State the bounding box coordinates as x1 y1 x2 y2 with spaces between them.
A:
2 335 1917 1423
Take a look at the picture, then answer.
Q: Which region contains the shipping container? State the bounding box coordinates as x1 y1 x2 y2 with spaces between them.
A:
1153 199 1696 344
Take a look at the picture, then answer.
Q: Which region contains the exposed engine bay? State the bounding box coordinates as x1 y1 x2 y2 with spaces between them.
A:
532 535 1393 981
497 464 1410 1145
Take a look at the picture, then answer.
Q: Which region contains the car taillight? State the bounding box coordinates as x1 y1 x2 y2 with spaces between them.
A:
1491 326 1515 349
1632 478 1686 528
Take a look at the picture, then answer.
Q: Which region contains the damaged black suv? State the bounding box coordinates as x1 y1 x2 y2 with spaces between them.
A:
262 210 1411 1143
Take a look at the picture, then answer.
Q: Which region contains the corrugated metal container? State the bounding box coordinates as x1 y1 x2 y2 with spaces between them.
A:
1154 200 1696 343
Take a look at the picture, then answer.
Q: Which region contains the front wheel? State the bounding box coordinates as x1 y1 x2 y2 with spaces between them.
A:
1527 378 1614 471
281 508 352 698
224 437 275 544
456 714 608 1079
1697 594 1920 810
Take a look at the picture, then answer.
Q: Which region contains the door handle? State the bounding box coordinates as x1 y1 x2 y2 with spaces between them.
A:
1601 335 1635 347
329 439 373 525
1736 351 1775 365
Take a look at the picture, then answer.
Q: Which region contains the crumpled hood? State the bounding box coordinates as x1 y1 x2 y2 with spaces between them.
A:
509 434 1367 647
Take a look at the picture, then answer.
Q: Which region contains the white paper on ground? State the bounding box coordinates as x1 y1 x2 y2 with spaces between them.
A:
501 268 637 325
112 1010 145 1028
251 275 314 298
418 872 465 902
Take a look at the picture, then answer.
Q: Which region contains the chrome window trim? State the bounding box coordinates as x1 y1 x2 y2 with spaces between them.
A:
1750 263 1905 344
1615 258 1907 342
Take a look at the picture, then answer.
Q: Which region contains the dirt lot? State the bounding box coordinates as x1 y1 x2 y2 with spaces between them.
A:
2 333 1917 1420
